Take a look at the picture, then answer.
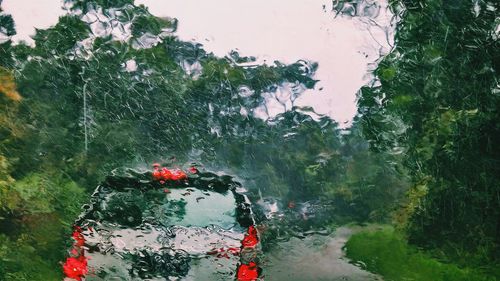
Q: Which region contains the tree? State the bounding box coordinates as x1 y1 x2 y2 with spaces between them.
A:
358 0 500 263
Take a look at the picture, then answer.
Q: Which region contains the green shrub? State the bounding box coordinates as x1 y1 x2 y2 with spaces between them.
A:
345 227 498 281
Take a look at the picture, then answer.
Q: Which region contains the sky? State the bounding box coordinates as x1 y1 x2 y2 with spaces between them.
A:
2 0 395 126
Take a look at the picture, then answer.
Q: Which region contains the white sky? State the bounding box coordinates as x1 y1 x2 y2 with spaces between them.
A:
2 0 66 43
2 0 394 126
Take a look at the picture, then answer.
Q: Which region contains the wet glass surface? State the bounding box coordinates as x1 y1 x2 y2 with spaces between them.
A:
0 0 414 280
3 0 499 279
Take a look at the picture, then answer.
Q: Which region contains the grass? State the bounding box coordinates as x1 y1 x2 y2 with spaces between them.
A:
344 226 498 281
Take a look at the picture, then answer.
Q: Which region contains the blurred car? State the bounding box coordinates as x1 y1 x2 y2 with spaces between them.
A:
63 166 261 281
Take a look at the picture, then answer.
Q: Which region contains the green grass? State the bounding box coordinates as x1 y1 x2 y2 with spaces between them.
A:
344 226 498 281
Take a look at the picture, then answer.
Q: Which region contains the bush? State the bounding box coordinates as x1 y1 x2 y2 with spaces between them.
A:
345 227 498 281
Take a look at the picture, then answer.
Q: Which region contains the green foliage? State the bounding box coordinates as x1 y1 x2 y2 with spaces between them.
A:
0 13 15 37
0 234 62 281
345 227 498 281
131 15 177 37
358 0 500 262
0 54 87 280
32 15 90 53
0 174 86 281
0 172 87 225
0 5 16 68
337 122 410 221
